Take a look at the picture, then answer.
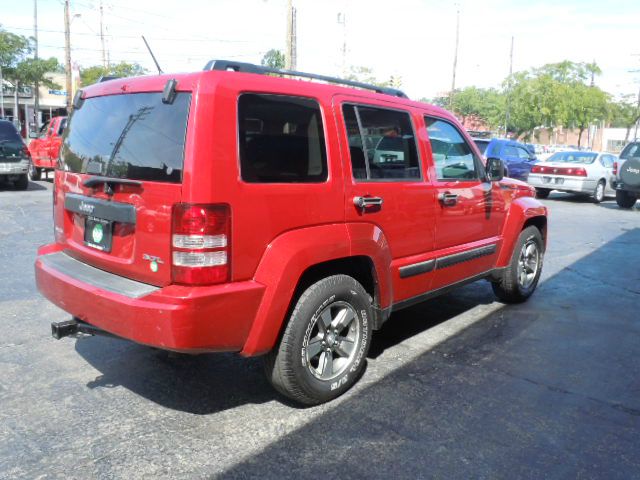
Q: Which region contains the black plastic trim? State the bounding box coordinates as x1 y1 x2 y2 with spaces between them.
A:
65 193 137 224
393 270 495 312
435 244 497 270
203 59 408 98
399 259 436 278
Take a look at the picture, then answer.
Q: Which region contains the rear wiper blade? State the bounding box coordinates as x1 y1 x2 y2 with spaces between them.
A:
83 176 142 188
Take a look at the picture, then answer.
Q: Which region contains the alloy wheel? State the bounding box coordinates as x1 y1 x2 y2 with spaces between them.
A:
517 240 540 290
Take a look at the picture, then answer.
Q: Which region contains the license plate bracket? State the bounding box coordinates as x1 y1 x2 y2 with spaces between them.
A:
84 216 113 252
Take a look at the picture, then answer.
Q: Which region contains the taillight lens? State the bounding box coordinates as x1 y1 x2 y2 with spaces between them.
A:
171 203 230 285
613 161 618 175
530 165 586 176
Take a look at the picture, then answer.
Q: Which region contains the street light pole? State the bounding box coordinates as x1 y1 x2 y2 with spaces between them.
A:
449 5 460 110
64 0 72 112
34 0 40 130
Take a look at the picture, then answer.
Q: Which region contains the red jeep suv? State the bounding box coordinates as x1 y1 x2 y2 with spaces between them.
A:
35 61 547 405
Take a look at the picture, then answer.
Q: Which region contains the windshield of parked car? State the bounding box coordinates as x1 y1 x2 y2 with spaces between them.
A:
60 92 191 183
547 151 597 164
473 139 490 154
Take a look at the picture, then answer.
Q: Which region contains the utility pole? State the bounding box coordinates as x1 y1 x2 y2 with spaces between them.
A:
504 36 514 137
34 0 40 130
449 5 460 109
64 0 72 112
100 0 106 69
285 0 297 70
337 13 347 77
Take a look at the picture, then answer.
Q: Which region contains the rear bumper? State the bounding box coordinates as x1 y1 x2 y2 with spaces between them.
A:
0 160 29 175
35 244 265 353
528 174 595 193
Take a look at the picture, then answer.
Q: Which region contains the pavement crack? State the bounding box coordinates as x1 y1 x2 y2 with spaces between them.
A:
497 369 640 417
564 266 640 296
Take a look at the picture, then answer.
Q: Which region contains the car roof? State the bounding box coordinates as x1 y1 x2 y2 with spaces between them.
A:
79 70 455 121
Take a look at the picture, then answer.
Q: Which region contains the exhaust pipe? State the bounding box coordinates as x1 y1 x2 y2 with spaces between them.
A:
51 317 118 340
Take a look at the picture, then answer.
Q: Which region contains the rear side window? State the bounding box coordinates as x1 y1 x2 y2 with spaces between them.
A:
61 92 191 183
0 121 22 142
620 143 640 160
238 94 327 183
342 104 420 181
425 116 480 180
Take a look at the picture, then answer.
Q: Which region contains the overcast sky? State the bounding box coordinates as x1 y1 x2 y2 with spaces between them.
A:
3 0 639 100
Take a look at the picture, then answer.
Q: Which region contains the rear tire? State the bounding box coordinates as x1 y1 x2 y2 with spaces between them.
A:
535 188 551 199
616 190 637 209
264 275 373 405
14 174 29 191
28 163 41 181
593 180 605 203
492 226 543 303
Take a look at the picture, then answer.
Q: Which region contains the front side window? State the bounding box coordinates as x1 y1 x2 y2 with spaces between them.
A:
342 104 420 181
238 94 327 183
425 116 480 180
516 147 532 160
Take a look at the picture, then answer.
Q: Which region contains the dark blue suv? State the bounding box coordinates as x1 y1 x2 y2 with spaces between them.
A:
472 138 538 181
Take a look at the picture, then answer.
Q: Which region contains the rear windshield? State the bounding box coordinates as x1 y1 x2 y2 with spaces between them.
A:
620 143 640 160
547 151 597 164
0 121 22 142
61 92 191 183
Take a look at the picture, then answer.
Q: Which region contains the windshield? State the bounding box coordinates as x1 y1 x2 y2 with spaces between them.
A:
547 151 597 164
61 92 191 183
473 139 490 154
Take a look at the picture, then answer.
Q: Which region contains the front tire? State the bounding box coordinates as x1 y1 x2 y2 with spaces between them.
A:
492 226 544 303
264 275 373 405
593 180 605 203
535 188 551 199
616 190 637 209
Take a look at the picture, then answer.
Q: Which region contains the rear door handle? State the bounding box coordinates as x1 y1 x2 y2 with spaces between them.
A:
438 192 459 206
353 196 383 211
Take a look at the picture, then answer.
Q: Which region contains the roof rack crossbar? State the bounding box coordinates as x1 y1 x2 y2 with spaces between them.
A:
203 60 408 99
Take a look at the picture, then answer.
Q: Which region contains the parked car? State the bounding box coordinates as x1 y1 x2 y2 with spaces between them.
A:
0 119 31 190
527 150 616 202
483 138 538 181
471 137 491 157
35 61 548 405
28 115 67 180
613 141 640 208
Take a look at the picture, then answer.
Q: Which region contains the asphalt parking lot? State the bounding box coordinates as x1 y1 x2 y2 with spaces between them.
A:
1 178 639 479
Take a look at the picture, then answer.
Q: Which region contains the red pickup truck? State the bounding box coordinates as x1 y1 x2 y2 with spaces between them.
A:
28 116 67 180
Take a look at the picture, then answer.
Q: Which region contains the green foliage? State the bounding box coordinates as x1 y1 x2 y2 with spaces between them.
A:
609 94 640 142
80 62 148 86
0 27 60 90
346 66 393 88
261 49 285 69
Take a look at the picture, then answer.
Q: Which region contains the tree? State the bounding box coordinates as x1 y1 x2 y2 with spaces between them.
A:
345 66 391 88
449 87 504 129
609 94 640 142
261 49 285 69
80 61 148 86
567 83 609 147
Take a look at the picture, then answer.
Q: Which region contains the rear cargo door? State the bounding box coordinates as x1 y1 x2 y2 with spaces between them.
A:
57 91 191 287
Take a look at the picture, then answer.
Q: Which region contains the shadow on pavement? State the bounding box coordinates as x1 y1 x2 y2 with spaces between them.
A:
218 228 640 479
0 180 48 191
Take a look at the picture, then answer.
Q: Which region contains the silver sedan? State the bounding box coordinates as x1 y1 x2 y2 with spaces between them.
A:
526 151 617 203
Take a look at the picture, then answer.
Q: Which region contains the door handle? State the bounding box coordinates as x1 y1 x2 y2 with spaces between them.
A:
438 192 459 206
353 196 383 212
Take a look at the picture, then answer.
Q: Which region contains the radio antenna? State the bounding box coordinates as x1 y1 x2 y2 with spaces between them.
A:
142 35 163 74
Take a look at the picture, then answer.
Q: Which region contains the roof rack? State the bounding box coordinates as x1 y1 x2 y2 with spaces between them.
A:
203 60 408 99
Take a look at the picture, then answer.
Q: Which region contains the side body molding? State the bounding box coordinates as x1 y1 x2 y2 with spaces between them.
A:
240 222 393 356
496 196 548 268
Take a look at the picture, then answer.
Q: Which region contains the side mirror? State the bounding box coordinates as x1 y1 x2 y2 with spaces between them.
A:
29 131 38 139
486 157 504 182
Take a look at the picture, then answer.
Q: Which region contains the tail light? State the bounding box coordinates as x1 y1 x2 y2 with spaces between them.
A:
171 203 230 285
530 165 586 176
613 161 618 175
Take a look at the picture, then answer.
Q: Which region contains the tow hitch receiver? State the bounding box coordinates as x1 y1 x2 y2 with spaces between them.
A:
51 317 117 340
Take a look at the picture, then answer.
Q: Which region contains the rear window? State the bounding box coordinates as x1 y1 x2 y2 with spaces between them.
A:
473 139 490 155
0 121 22 142
620 143 640 160
547 151 597 164
61 92 191 183
238 93 327 183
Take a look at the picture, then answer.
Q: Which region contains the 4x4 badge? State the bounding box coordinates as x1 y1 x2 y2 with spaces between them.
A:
142 253 164 273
